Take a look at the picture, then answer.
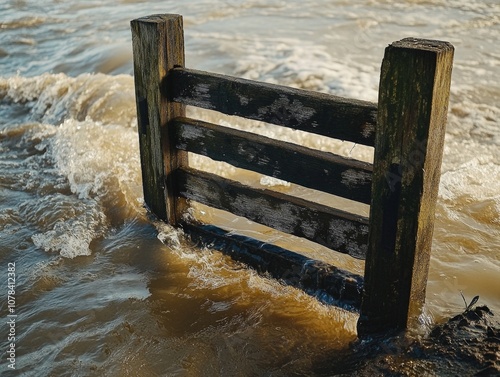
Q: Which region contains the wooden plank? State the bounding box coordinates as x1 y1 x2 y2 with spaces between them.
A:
166 67 377 146
172 117 373 204
175 167 369 259
183 223 364 311
358 38 454 336
131 14 187 224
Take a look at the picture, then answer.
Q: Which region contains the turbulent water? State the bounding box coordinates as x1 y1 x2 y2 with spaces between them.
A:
0 0 499 375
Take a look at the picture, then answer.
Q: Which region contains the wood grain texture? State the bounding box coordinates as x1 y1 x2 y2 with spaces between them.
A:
183 223 364 310
167 68 378 146
172 117 373 204
131 14 187 223
358 38 454 336
175 167 369 258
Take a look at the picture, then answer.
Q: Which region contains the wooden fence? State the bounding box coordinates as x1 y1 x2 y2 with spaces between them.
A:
131 14 454 336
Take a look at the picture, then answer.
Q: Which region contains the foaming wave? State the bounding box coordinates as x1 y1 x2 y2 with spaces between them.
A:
0 72 136 126
27 116 143 257
189 31 379 102
440 103 500 218
9 72 147 211
31 206 106 258
448 99 500 144
433 104 500 268
440 144 500 207
0 72 146 257
49 118 142 209
234 38 379 102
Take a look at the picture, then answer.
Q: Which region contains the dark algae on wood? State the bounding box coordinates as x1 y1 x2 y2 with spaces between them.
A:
175 167 369 258
131 14 187 224
172 117 373 204
358 38 454 336
167 67 378 146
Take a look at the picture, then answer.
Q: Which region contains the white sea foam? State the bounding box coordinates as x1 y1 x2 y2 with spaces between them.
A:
0 73 136 127
33 117 143 257
1 73 143 258
31 208 105 258
439 100 500 219
190 31 379 102
1 73 142 204
440 139 500 205
25 121 138 258
259 176 290 187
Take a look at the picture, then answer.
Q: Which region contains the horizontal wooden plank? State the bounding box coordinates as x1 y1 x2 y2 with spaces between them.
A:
172 117 373 204
166 68 377 146
183 223 364 311
175 167 369 259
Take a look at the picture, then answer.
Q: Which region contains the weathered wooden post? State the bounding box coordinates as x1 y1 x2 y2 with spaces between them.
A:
358 38 454 336
131 14 187 224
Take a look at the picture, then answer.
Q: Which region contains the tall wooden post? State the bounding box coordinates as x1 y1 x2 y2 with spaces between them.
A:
131 14 187 224
358 38 454 336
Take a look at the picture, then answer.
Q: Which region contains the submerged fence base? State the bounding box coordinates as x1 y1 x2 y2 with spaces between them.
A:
184 223 364 311
131 14 454 337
